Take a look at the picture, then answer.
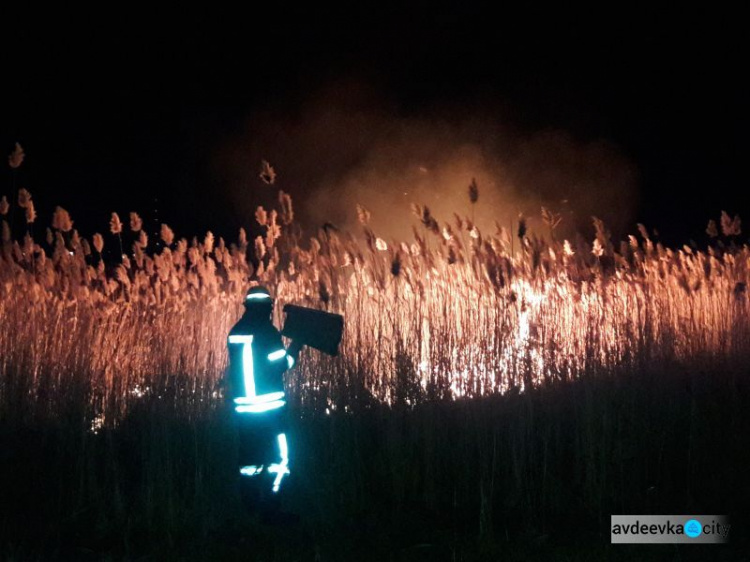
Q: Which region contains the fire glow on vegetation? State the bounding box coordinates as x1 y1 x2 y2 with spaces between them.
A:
218 86 639 241
0 190 748 428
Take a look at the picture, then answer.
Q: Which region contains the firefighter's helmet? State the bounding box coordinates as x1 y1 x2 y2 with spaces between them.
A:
244 286 273 306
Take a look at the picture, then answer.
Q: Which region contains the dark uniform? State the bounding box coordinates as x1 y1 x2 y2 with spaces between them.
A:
227 286 296 500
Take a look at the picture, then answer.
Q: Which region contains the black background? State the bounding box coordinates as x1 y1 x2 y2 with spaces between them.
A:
2 5 747 246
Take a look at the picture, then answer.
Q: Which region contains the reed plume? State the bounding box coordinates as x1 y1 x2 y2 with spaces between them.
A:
0 190 747 428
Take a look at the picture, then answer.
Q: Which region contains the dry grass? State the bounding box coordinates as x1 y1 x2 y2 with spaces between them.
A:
1 187 749 559
0 191 748 427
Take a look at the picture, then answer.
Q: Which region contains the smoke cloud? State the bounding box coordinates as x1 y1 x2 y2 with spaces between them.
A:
215 81 638 242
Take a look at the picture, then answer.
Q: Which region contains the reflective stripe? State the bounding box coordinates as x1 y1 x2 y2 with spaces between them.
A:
246 293 271 301
242 339 255 398
286 355 295 369
268 349 286 361
278 432 288 458
268 433 290 492
239 465 263 477
228 334 256 399
228 335 253 344
235 400 286 414
233 391 285 405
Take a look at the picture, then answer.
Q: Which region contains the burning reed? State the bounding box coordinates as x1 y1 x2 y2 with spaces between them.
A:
0 190 748 428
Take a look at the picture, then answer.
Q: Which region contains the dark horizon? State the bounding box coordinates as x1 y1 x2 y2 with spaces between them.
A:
3 7 747 247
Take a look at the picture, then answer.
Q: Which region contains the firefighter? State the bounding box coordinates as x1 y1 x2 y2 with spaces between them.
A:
226 286 300 509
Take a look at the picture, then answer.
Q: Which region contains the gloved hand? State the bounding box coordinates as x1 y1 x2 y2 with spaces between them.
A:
286 340 303 364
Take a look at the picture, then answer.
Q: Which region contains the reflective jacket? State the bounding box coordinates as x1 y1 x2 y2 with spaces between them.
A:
227 312 289 406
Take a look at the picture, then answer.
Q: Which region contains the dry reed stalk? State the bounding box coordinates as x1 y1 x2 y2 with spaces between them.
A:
0 195 747 429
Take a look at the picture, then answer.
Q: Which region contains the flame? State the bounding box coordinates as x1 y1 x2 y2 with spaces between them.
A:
1 194 748 421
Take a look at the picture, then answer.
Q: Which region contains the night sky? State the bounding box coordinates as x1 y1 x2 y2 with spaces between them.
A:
3 6 747 247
